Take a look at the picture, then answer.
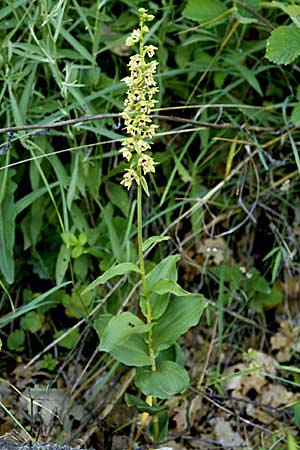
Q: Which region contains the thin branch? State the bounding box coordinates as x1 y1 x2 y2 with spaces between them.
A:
0 112 295 138
0 113 121 134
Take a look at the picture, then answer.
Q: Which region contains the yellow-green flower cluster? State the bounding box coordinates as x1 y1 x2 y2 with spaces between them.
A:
120 8 158 190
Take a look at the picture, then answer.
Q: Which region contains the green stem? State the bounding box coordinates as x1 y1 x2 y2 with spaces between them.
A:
137 177 156 372
137 179 159 440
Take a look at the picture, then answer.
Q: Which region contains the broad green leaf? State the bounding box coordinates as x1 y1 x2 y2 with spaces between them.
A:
148 294 170 321
148 279 190 297
183 0 227 22
100 312 151 352
111 334 152 366
156 343 185 367
55 244 70 285
141 256 180 319
82 262 140 293
146 255 180 291
266 26 300 65
135 361 189 399
94 314 113 339
153 295 207 352
142 235 170 252
124 393 167 414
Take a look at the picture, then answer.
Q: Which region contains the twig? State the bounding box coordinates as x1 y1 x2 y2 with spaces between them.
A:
0 113 120 134
0 112 296 138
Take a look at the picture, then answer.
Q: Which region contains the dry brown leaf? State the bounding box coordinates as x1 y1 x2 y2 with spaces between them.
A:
167 396 188 433
223 363 267 398
270 320 300 362
260 384 293 407
210 417 246 448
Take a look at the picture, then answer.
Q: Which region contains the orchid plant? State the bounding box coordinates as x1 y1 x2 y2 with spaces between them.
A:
84 9 207 442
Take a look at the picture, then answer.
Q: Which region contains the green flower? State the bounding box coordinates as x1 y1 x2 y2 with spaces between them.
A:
120 9 158 190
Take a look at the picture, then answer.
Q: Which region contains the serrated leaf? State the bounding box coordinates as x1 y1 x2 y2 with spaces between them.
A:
183 0 227 22
100 312 151 352
266 25 300 65
153 295 207 352
82 262 140 293
142 235 170 252
135 361 189 399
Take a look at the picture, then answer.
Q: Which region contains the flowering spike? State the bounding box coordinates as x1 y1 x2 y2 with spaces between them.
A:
120 9 158 190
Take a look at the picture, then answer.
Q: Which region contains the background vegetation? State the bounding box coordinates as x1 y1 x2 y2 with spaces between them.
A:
1 0 300 449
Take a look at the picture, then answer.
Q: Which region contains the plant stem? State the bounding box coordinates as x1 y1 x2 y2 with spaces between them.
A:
137 176 156 372
137 177 159 441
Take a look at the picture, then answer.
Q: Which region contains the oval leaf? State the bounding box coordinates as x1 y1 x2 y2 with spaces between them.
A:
135 361 189 399
100 312 151 352
111 334 152 366
266 26 300 65
153 295 207 352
